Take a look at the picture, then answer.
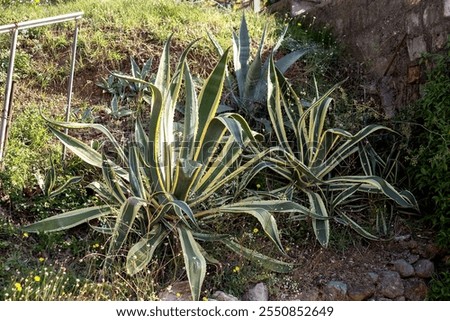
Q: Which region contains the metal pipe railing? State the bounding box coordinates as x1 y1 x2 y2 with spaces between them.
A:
0 12 83 163
0 12 83 34
62 19 80 161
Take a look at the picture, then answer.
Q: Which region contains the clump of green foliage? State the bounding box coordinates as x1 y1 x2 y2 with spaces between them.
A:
402 40 450 248
0 106 61 199
428 270 450 301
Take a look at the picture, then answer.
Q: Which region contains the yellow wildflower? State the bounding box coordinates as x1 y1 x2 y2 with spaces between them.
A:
253 227 259 234
176 292 181 298
14 283 22 292
22 232 29 238
92 243 100 249
202 297 208 301
232 266 240 273
34 276 41 282
38 257 45 262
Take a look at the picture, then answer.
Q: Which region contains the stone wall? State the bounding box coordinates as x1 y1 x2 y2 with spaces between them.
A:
289 0 450 117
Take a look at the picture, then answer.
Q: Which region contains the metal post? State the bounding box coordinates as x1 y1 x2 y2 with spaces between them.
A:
62 18 80 161
0 28 19 163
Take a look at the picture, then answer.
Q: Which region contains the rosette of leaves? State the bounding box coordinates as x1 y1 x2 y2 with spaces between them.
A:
209 14 310 129
23 37 299 301
96 57 153 118
264 56 418 247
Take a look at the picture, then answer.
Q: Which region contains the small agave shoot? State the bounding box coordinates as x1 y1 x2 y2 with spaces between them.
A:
23 37 300 301
97 57 154 118
264 56 418 247
209 14 310 130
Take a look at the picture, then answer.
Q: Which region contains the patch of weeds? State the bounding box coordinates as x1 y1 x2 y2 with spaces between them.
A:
428 271 450 301
1 259 161 300
204 219 283 298
0 216 18 289
0 106 61 199
15 181 98 220
269 273 303 300
282 15 342 93
0 49 33 82
328 224 366 254
209 259 274 299
2 264 79 301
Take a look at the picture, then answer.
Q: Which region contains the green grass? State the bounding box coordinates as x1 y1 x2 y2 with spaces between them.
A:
0 0 276 65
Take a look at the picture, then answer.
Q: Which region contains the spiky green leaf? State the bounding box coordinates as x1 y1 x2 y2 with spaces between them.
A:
126 224 165 275
222 239 292 273
178 227 206 301
23 206 111 233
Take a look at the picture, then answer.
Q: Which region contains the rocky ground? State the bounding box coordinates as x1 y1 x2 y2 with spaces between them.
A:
159 231 446 301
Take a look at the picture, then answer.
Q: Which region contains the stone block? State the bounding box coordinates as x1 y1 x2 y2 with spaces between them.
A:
405 0 422 6
423 3 440 27
407 36 427 61
445 0 450 17
291 0 317 16
430 23 450 51
407 65 421 84
406 12 421 34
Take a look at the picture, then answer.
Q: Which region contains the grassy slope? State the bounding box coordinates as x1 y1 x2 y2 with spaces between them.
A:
0 0 275 75
1 0 278 113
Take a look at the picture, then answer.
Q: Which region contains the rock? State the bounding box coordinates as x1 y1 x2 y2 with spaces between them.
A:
392 259 415 277
395 296 406 301
378 271 404 299
367 272 379 284
407 254 420 264
348 284 375 301
323 281 348 300
243 282 269 301
211 291 239 301
394 234 411 242
407 35 427 61
158 281 192 301
414 259 435 278
404 278 428 300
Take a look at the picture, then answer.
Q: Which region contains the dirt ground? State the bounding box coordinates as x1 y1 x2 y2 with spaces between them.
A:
270 224 445 300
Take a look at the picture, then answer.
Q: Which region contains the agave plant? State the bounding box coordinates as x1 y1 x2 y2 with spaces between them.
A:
23 37 300 301
209 14 310 128
264 56 418 247
97 57 154 118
